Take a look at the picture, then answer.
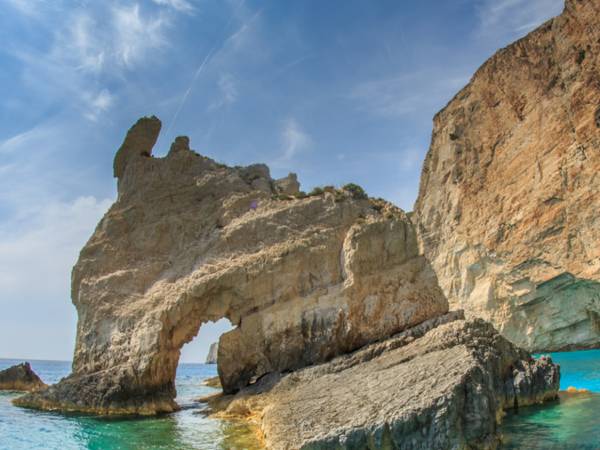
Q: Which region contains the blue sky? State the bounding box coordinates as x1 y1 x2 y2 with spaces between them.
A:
0 0 564 363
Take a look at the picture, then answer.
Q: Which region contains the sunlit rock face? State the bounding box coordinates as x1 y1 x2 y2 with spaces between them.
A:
15 116 447 414
208 316 560 450
414 0 600 352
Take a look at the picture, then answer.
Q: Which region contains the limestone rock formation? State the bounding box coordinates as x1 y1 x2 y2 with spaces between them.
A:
414 0 600 352
15 116 448 414
205 315 559 450
0 363 46 392
205 342 218 364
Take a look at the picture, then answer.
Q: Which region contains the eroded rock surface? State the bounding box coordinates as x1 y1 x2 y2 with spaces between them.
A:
15 116 447 414
206 316 559 450
0 363 46 392
414 0 600 352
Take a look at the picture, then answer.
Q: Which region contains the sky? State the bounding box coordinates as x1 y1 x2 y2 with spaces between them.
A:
0 0 564 363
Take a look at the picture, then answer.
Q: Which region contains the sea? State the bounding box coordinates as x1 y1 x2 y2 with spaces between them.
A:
1 350 599 450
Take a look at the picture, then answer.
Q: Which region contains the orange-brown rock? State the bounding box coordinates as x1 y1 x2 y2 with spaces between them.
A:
414 0 600 352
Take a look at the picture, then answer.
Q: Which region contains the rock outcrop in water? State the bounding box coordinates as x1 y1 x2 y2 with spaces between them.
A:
205 343 218 364
0 363 46 392
414 0 600 352
205 314 559 450
15 116 448 414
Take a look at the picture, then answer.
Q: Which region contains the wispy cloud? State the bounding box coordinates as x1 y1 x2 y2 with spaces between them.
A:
280 118 311 162
209 73 238 110
475 0 564 40
6 2 175 123
152 0 195 14
350 72 470 119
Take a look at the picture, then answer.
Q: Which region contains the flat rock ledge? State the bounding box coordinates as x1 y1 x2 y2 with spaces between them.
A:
0 363 46 392
203 316 559 450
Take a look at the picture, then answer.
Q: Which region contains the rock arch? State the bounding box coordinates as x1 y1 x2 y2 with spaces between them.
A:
16 117 447 414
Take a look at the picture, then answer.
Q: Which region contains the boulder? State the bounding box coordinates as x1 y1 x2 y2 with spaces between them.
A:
0 363 46 392
205 315 559 449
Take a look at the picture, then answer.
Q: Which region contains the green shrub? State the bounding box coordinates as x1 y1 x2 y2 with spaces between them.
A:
342 183 368 200
308 187 324 196
293 191 308 199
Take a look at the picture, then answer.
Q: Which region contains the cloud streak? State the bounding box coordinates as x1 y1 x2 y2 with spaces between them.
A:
476 0 564 40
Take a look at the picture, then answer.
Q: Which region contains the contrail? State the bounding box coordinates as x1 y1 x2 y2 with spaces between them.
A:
162 2 258 145
163 47 216 140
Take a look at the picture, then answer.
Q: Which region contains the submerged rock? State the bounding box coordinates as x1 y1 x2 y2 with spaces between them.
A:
15 116 447 414
414 0 600 352
0 363 46 392
206 316 559 450
205 343 218 364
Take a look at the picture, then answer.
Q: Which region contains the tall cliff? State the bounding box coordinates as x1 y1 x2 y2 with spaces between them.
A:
16 116 448 414
414 0 600 352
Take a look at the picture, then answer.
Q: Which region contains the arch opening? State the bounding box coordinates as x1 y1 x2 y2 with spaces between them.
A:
174 318 234 402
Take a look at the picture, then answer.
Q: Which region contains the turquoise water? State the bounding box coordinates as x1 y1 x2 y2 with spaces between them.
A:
0 359 262 450
2 351 599 450
500 349 600 449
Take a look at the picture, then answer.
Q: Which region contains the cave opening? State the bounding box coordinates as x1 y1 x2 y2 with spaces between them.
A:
174 318 234 404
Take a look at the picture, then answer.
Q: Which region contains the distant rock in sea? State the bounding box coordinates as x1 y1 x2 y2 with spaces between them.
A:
414 0 600 352
205 343 218 364
0 363 46 392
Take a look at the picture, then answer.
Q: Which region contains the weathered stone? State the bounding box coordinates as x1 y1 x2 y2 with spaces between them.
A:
205 342 218 364
0 363 46 392
274 173 300 195
15 116 448 414
414 0 600 352
205 317 559 450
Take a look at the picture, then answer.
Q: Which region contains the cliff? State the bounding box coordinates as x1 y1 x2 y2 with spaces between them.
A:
15 116 448 414
205 343 218 364
414 0 600 352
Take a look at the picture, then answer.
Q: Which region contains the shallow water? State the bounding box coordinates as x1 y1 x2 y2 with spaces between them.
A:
1 350 599 450
500 349 600 449
0 359 263 450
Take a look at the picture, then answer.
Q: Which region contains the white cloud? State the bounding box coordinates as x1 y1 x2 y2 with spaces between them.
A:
83 89 115 121
281 118 310 161
476 0 564 40
0 196 112 300
111 3 169 68
209 73 238 110
152 0 195 14
4 0 47 17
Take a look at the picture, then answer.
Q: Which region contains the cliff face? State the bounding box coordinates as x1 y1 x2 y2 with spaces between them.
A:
16 116 448 414
414 0 600 352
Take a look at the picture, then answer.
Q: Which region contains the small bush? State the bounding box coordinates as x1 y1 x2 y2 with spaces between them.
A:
342 183 368 200
293 191 308 199
323 185 336 193
308 187 324 196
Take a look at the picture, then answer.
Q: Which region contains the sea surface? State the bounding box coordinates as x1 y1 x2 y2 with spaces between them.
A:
1 350 599 450
0 359 262 450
